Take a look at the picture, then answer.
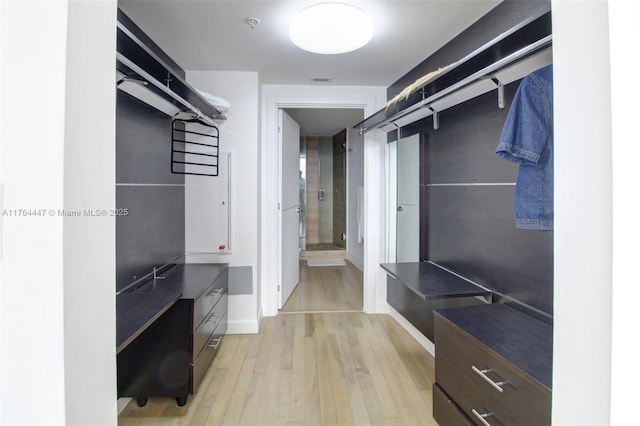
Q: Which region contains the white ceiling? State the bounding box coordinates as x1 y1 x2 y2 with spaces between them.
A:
118 0 502 133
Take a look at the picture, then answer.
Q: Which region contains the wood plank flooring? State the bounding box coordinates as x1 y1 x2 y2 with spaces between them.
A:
118 312 438 426
281 260 363 313
299 250 347 260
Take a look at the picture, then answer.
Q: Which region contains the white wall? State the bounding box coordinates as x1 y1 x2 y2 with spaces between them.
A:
185 71 260 334
1 2 68 422
347 125 364 271
609 2 639 424
551 1 614 424
63 2 117 423
0 1 117 424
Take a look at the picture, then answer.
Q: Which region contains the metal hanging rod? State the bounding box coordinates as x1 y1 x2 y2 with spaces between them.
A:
117 53 214 126
357 34 552 135
116 13 225 126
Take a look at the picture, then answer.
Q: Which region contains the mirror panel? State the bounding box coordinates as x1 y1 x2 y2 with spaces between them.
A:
387 133 421 263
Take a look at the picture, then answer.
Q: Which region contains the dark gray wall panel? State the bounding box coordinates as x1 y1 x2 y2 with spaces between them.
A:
116 91 184 185
116 186 185 291
391 80 522 184
116 91 186 292
426 81 520 184
427 185 553 316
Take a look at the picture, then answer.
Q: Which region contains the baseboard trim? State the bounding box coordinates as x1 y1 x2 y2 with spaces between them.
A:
388 305 435 356
117 398 131 414
375 302 390 314
347 252 364 272
226 319 259 334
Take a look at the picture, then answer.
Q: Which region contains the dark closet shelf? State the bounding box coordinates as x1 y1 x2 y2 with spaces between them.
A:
381 262 492 300
116 276 181 353
354 11 552 134
116 9 225 126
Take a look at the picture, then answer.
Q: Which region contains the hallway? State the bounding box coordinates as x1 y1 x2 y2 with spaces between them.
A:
281 260 363 313
118 312 437 425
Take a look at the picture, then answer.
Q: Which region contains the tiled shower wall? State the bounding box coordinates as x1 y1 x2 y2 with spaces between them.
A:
304 136 335 245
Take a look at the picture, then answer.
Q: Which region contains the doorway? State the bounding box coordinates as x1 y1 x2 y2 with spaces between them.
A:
280 107 365 312
298 130 347 258
261 90 386 318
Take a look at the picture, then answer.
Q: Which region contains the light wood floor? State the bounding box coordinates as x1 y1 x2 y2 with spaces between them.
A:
281 260 363 313
299 249 347 260
118 312 438 426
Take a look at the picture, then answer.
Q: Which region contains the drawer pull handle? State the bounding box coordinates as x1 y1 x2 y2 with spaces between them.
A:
207 313 220 323
207 288 224 298
471 365 506 393
207 337 222 350
471 409 496 426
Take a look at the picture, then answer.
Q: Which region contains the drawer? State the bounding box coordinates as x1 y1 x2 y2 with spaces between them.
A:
191 312 227 393
433 383 474 426
437 356 509 426
193 290 227 360
193 268 228 330
435 317 551 425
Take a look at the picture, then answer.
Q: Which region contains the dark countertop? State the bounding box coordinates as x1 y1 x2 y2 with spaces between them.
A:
435 303 553 390
381 262 492 300
116 263 228 353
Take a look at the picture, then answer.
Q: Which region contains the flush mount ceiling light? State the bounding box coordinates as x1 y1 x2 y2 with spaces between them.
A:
289 3 373 54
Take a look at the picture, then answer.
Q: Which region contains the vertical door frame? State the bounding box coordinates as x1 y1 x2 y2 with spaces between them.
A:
261 92 386 317
277 109 301 308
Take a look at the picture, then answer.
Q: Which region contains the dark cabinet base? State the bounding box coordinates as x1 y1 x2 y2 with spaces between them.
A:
117 301 191 405
433 304 552 425
117 263 228 407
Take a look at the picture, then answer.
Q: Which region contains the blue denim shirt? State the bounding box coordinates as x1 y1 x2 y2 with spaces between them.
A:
496 64 553 231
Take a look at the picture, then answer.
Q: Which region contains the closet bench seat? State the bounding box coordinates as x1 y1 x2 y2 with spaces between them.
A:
381 262 492 300
382 261 491 341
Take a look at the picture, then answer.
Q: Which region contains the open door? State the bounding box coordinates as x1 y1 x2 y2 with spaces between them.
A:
279 110 301 308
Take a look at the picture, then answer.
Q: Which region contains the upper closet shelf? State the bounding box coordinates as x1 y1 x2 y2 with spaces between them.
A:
116 10 226 126
354 12 552 134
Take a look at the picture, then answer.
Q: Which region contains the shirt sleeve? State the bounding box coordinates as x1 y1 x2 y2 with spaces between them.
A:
495 73 551 165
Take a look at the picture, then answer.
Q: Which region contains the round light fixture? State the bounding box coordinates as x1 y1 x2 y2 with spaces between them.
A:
289 3 373 54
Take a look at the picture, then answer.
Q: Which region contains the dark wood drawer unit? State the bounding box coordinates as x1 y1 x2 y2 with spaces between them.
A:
192 311 227 392
193 291 227 362
433 303 552 426
193 267 228 330
117 263 228 407
433 383 474 426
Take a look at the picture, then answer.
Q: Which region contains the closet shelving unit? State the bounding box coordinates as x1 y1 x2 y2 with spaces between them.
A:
364 7 555 424
369 10 553 322
354 12 552 135
116 11 225 126
116 10 224 177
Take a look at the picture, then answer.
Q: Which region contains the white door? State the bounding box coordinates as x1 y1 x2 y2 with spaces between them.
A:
279 110 301 308
396 133 420 262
